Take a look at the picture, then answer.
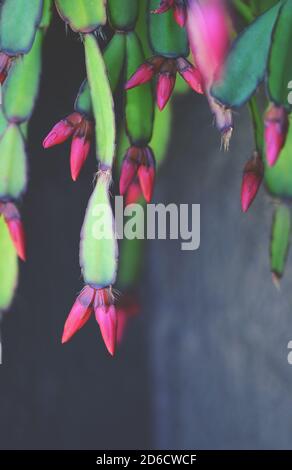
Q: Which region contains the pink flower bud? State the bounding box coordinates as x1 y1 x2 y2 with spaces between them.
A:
151 0 174 14
187 0 230 86
119 147 141 196
137 147 156 203
62 286 95 344
116 294 140 345
0 52 12 84
264 105 289 167
156 72 176 111
125 179 143 206
176 58 204 94
43 112 83 149
173 1 187 27
241 153 264 213
70 121 92 181
2 203 26 261
125 63 155 90
94 288 117 356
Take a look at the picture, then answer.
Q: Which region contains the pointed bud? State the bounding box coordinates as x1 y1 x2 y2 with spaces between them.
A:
241 152 264 213
43 112 83 149
156 72 176 111
119 147 141 195
94 288 117 356
2 203 26 261
176 58 204 94
173 2 187 27
125 63 155 90
70 121 92 181
151 0 174 15
62 286 95 344
138 147 156 203
264 105 289 167
125 179 143 205
0 52 12 84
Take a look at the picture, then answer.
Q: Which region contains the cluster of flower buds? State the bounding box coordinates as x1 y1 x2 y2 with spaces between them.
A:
43 112 93 181
264 104 289 167
62 286 117 356
152 0 187 28
0 52 13 84
120 146 156 204
125 56 204 111
0 202 26 261
241 152 264 213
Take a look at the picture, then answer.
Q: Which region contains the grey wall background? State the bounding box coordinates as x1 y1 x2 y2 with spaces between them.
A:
1 12 292 450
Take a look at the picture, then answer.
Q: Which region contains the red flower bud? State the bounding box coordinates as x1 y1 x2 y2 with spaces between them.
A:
116 294 140 345
125 62 155 90
43 112 83 149
94 288 117 356
264 104 289 167
241 152 264 213
62 286 95 344
119 147 141 196
1 203 26 261
151 0 174 14
176 58 204 94
70 120 92 181
0 52 13 84
156 72 176 111
125 179 143 206
137 147 156 203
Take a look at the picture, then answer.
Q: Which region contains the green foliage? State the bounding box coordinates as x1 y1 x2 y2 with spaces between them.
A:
3 31 43 123
55 0 106 32
212 1 283 107
84 34 116 168
125 32 154 146
0 124 27 200
80 172 118 287
270 204 291 278
0 0 43 55
149 0 189 58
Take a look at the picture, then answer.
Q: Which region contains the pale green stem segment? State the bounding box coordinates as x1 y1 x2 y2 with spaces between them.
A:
0 217 18 311
270 203 291 281
55 0 106 33
84 34 116 168
80 170 118 288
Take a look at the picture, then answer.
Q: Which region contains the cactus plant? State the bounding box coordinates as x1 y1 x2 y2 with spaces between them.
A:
1 0 292 356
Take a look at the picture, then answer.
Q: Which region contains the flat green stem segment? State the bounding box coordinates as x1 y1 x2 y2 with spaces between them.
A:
268 0 292 110
3 31 43 124
84 34 116 167
211 1 283 108
80 171 118 287
0 124 27 200
40 0 53 30
0 0 43 55
75 33 126 116
270 204 291 278
264 116 292 198
108 0 139 31
149 0 189 58
0 216 18 311
55 0 106 32
248 96 264 152
125 31 154 146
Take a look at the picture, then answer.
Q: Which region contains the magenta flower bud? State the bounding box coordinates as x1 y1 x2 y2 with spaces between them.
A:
125 62 155 90
176 58 204 94
94 288 117 356
137 147 156 203
119 147 141 196
125 178 143 206
241 153 264 213
43 112 83 149
1 202 26 261
173 1 187 27
116 294 140 345
264 105 289 167
62 286 95 344
70 120 92 181
156 72 176 111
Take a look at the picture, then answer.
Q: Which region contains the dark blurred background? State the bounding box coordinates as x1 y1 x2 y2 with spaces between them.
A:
1 11 292 450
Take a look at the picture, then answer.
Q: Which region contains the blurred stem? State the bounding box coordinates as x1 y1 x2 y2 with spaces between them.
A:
232 0 255 23
248 96 264 154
